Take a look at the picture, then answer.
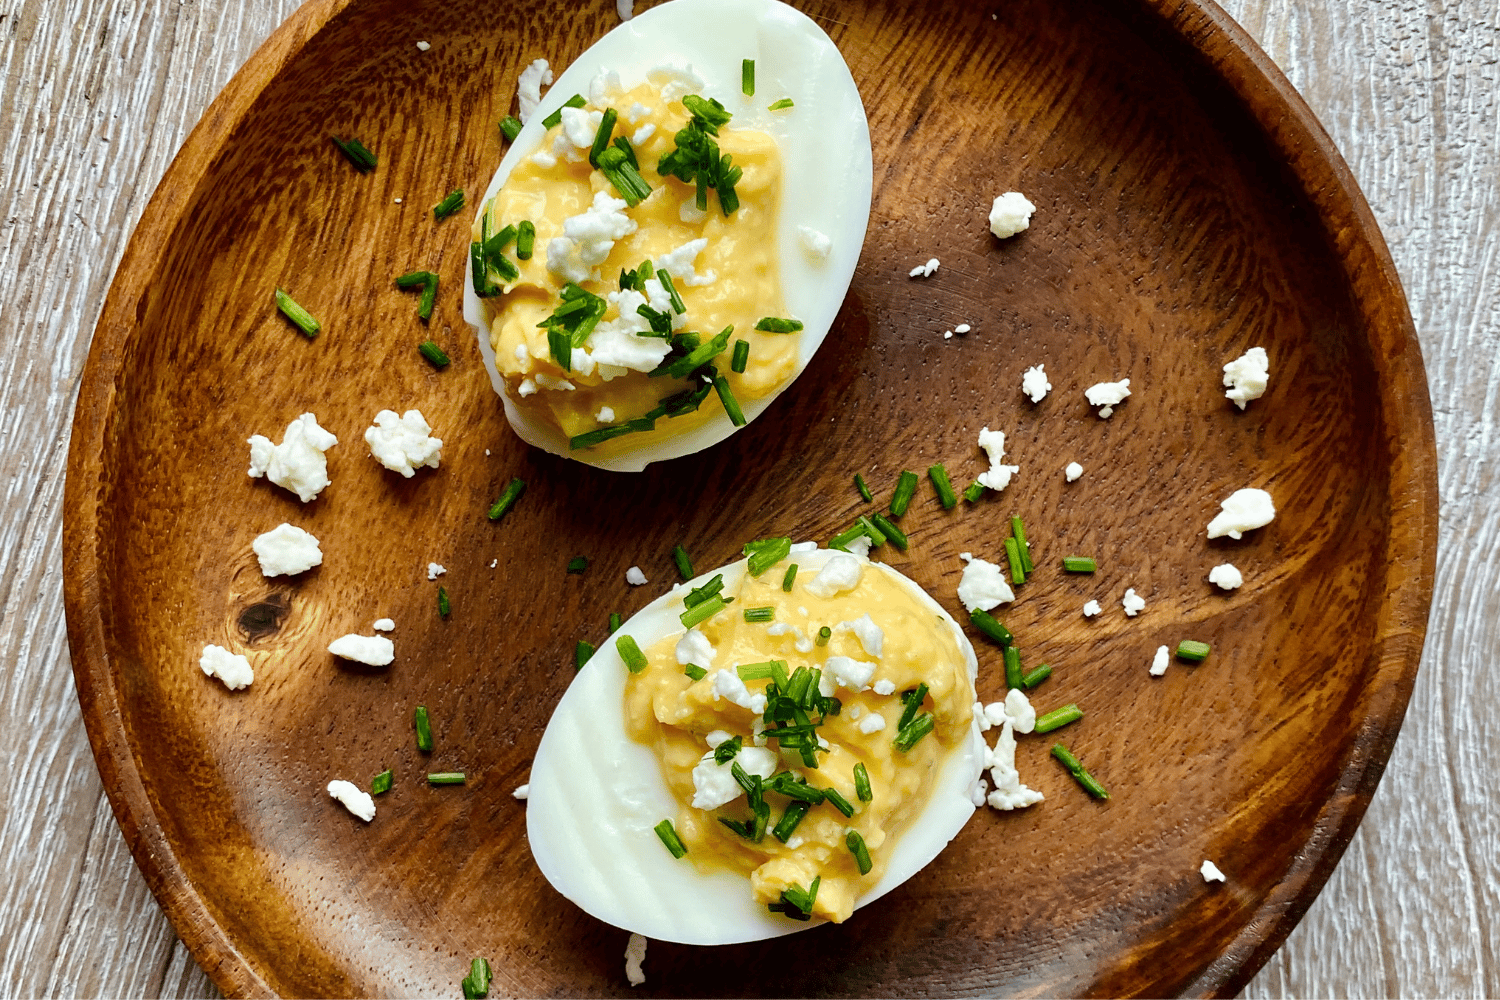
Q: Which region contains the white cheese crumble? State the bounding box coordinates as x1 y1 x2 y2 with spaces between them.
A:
596 406 616 423
616 0 634 20
976 427 1020 492
1001 688 1036 733
789 541 819 554
1085 379 1131 418
957 553 1015 611
1223 347 1269 410
705 730 733 749
512 784 530 800
517 378 538 396
988 191 1036 239
427 562 446 580
1122 588 1146 617
327 780 376 822
630 123 655 146
954 323 972 334
858 713 887 734
364 408 442 478
841 535 873 558
675 628 716 667
690 745 776 809
710 668 766 714
872 679 897 696
560 105 606 149
1065 461 1084 482
1150 645 1170 677
199 644 253 690
415 40 430 51
547 191 637 284
516 59 553 124
251 523 322 577
534 373 575 391
570 282 677 378
986 721 1044 811
970 777 989 807
626 566 648 586
655 238 716 287
372 618 395 632
1201 860 1227 882
805 552 863 598
1021 365 1051 403
1206 488 1276 540
1209 563 1245 589
768 622 814 654
327 634 395 666
1082 599 1102 617
625 933 648 987
908 257 940 278
798 226 832 261
247 412 338 503
823 655 877 692
832 614 884 658
943 330 953 340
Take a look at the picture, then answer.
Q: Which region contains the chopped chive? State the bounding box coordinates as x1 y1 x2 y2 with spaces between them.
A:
1011 516 1034 574
767 772 824 804
742 58 755 96
396 270 440 322
737 661 781 681
499 116 522 142
588 107 619 167
394 270 432 289
871 513 907 551
371 770 393 795
713 736 744 765
853 762 872 801
418 341 450 367
781 564 798 592
846 829 873 874
891 470 919 517
274 289 320 338
894 712 935 752
854 474 873 503
828 523 869 551
898 684 929 732
437 586 451 618
768 876 819 920
968 607 1013 646
657 270 686 313
608 612 622 634
1004 537 1026 585
541 94 586 130
487 477 526 521
772 801 811 842
768 98 794 110
754 317 803 333
822 787 855 818
574 640 594 670
928 464 958 509
1022 664 1052 689
1035 703 1083 733
680 593 726 629
743 606 774 623
597 145 653 206
1004 645 1023 690
714 375 746 427
1177 640 1212 663
427 771 465 785
414 705 433 753
566 556 588 574
684 663 707 681
330 135 377 172
655 818 688 858
432 189 465 220
963 480 985 503
669 545 693 580
743 537 792 576
856 515 887 547
1063 556 1097 573
731 338 750 373
461 957 492 1000
612 134 639 170
616 634 648 674
1052 743 1109 799
516 220 535 260
683 574 725 608
817 626 832 647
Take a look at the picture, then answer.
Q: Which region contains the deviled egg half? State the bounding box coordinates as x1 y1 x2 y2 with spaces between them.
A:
463 0 873 472
526 544 985 944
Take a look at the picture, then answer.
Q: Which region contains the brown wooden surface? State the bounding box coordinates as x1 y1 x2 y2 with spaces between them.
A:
60 0 1435 996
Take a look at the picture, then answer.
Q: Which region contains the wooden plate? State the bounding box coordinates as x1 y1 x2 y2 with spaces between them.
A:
63 0 1436 995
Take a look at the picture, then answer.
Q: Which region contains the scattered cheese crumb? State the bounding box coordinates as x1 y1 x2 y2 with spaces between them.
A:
327 780 376 822
675 628 715 667
489 559 498 569
512 784 530 800
1207 488 1276 539
872 678 897 696
976 427 1020 492
908 257 940 278
1002 688 1036 733
547 191 637 284
842 534 873 558
969 777 989 807
1150 645 1170 676
957 553 1015 611
596 406 616 423
1065 461 1084 482
1208 563 1244 589
327 634 395 666
251 523 322 577
1122 588 1146 616
1223 347 1269 410
616 0 634 20
954 323 971 334
798 226 832 260
1021 365 1051 403
943 330 953 340
626 566 648 585
427 562 446 580
516 59 553 124
805 552 864 598
364 408 442 477
393 197 402 204
1082 599 1102 618
832 614 884 658
823 655 877 692
985 721 1044 810
1201 860 1227 883
690 746 776 809
710 668 766 714
415 40 430 51
199 644 253 690
1085 379 1131 418
247 412 338 502
655 238 717 287
858 713 887 734
372 618 395 632
988 191 1036 239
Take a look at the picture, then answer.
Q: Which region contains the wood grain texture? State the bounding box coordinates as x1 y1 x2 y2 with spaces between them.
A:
0 0 1492 998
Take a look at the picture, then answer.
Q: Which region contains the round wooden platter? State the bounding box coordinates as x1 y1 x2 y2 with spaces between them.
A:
63 0 1435 996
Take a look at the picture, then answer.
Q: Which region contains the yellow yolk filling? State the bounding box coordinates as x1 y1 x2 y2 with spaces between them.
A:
476 81 798 459
624 557 974 923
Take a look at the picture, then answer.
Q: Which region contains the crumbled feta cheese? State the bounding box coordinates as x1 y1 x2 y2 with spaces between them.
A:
768 623 814 653
675 628 715 667
596 406 616 423
1223 347 1269 410
516 59 553 124
199 644 253 690
517 378 538 397
534 373 575 391
1082 599 1102 617
547 192 637 283
327 634 395 666
798 226 832 260
624 933 647 987
247 412 338 502
805 552 864 598
364 408 442 478
427 562 446 580
790 541 818 554
908 257 940 278
1122 588 1146 617
561 105 605 149
251 523 322 577
626 566 648 585
957 553 1015 611
1085 378 1131 418
1151 645 1170 676
1002 688 1036 733
954 323 972 334
691 746 775 809
973 701 991 732
489 559 498 568
1021 365 1051 403
872 679 897 696
710 668 766 714
1065 461 1084 482
988 191 1036 239
841 535 873 558
372 618 395 632
588 70 622 106
1201 860 1227 883
1206 488 1276 540
824 655 877 692
832 614 884 658
327 780 376 822
630 123 655 146
514 344 530 364
512 784 530 800
393 197 402 204
705 730 733 749
858 713 887 734
943 330 953 340
573 283 677 378
531 148 558 169
1208 563 1244 590
624 101 649 124
982 702 1007 728
415 40 430 51
976 427 1020 492
655 238 716 287
970 776 989 807
986 721 1044 811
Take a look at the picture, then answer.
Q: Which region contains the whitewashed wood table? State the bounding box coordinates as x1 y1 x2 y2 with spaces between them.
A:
2 0 1494 995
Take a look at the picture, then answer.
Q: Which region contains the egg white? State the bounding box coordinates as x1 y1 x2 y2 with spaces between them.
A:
525 549 985 946
463 0 873 472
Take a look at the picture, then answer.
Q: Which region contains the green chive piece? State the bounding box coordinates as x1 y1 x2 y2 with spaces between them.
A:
657 269 687 313
1004 646 1023 690
330 135 377 171
743 537 792 576
487 477 526 521
655 819 689 858
853 762 872 802
683 574 725 609
1063 556 1098 573
1004 537 1026 585
781 564 798 592
588 107 619 167
871 513 907 551
680 594 726 629
566 556 588 574
742 59 755 96
1011 516 1035 574
822 787 855 818
768 876 820 920
846 829 873 874
963 480 985 503
856 515 887 547
432 189 465 220
274 289 320 338
1022 664 1052 689
684 663 707 681
731 338 750 373
894 713 935 752
737 661 781 681
898 683 929 732
854 474 873 503
891 470 919 517
1177 640 1212 663
461 957 492 999
1053 743 1109 799
500 116 522 142
817 626 832 647
616 635 649 674
414 705 433 753
969 607 1013 646
396 270 440 321
516 220 535 260
768 98 794 110
772 801 811 842
608 612 622 634
427 772 465 785
574 640 595 670
371 770 393 795
437 586 451 618
743 606 774 624
1035 703 1083 734
597 144 653 205
754 317 803 333
714 375 747 427
541 93 586 129
928 464 958 509
418 341 450 367
828 523 869 552
669 545 693 580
